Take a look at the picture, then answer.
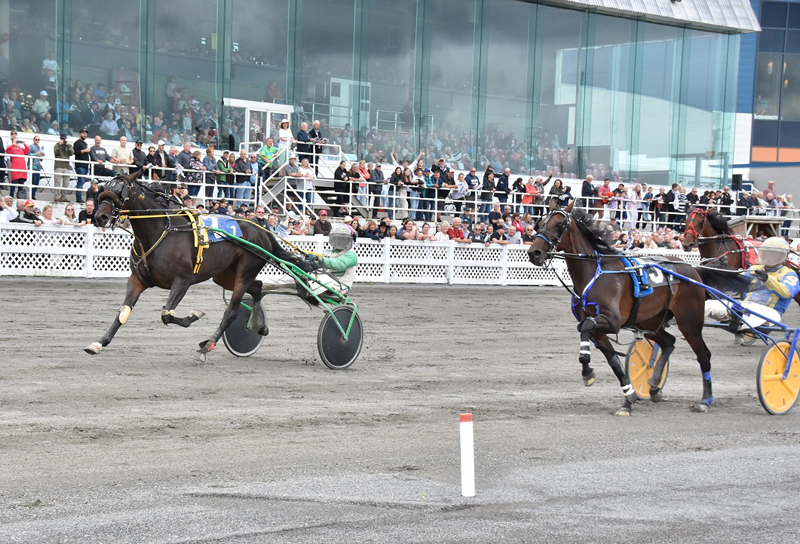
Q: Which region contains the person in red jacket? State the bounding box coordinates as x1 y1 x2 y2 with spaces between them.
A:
5 131 30 198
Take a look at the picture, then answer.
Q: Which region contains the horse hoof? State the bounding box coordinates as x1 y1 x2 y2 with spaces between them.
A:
582 371 596 387
614 407 632 417
257 324 269 336
691 403 710 413
650 389 663 403
190 310 206 320
84 342 102 355
194 350 207 363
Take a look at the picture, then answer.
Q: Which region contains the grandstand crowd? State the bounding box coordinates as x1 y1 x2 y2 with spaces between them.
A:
1 61 796 249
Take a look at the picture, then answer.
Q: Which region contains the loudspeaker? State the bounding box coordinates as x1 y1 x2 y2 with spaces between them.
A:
731 174 743 191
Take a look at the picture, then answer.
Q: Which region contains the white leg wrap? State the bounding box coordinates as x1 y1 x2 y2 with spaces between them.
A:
622 384 635 396
579 341 591 356
161 309 175 317
118 305 132 325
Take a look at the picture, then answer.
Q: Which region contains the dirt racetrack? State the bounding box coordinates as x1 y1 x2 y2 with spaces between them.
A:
2 277 800 543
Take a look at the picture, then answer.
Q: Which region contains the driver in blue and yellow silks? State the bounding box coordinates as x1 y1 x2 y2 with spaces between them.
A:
705 237 800 333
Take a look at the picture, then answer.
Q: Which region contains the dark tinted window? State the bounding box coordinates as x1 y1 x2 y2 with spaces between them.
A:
789 4 800 28
752 120 780 146
762 2 789 28
779 122 800 147
760 30 787 53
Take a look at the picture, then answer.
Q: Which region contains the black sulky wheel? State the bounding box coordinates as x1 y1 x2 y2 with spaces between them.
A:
222 295 265 357
317 305 363 370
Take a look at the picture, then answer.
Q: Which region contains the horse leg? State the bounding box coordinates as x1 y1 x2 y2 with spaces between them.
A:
577 318 598 386
85 274 148 354
678 325 713 412
160 278 205 328
594 333 638 417
198 274 252 357
645 328 676 403
245 279 269 336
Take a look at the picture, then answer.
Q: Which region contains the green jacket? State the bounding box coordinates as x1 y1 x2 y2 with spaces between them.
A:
258 144 279 167
320 250 358 277
217 159 232 184
53 142 74 168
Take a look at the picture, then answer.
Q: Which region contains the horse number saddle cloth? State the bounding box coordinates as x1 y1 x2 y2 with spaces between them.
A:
199 215 243 242
620 256 680 299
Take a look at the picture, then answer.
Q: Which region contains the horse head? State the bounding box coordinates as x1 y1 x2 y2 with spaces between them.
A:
95 169 143 228
528 200 574 266
681 205 709 252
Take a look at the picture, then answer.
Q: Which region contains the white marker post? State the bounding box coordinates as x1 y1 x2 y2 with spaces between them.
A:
460 413 475 497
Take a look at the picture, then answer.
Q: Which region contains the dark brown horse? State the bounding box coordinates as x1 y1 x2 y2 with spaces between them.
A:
87 170 312 359
528 201 713 415
681 206 800 308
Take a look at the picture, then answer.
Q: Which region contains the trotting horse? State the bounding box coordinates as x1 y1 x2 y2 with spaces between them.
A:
87 170 312 359
528 201 714 415
682 206 800 308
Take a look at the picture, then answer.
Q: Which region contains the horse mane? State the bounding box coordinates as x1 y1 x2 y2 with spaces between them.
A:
570 208 618 255
707 209 732 235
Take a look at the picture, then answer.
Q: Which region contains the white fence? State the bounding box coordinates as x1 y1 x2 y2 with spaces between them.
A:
0 223 703 285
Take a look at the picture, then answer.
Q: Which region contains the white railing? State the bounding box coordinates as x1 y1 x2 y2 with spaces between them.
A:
0 223 703 284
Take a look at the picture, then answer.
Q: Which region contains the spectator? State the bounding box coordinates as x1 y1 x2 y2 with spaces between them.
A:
507 225 522 244
90 135 116 179
78 199 96 225
333 160 350 215
233 149 251 207
27 135 45 200
0 195 19 222
368 162 384 217
434 221 450 242
39 204 58 225
297 157 315 215
314 209 332 235
398 218 419 240
85 179 101 207
257 137 278 180
418 222 437 241
479 170 495 220
5 131 29 199
184 150 206 201
277 119 294 154
132 140 148 173
490 224 510 245
282 154 301 190
216 150 232 199
13 199 41 225
31 91 50 123
447 217 470 243
266 213 288 236
202 147 219 198
308 119 325 174
72 128 91 194
296 121 312 164
764 180 777 203
99 111 118 137
59 203 78 225
364 219 382 240
110 136 134 174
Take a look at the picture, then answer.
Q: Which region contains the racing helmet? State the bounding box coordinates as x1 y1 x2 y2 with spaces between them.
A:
328 223 355 253
758 237 790 267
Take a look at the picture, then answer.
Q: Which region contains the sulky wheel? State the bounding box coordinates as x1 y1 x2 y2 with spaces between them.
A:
757 341 800 415
317 305 363 370
625 338 668 400
222 295 265 357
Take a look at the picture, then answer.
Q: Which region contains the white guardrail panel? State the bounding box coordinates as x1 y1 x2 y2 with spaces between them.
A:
1 223 706 284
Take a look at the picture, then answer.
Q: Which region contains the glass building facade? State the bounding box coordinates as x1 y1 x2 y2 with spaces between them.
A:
1 0 745 187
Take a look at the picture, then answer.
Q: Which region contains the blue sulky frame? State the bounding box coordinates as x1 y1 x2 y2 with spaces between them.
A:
582 260 800 414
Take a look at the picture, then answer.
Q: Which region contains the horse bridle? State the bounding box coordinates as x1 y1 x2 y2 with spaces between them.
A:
533 208 571 261
682 207 709 247
97 176 133 228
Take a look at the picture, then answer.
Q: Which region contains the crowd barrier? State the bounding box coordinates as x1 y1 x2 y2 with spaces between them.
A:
0 223 703 285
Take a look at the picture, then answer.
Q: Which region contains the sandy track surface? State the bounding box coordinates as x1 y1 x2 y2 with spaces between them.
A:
2 278 800 543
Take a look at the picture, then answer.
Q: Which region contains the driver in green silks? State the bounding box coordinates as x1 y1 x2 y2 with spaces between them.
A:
261 222 358 297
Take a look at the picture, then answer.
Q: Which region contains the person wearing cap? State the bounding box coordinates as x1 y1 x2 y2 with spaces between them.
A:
53 134 74 202
32 91 50 123
706 237 800 340
85 179 102 208
151 139 175 181
0 196 19 223
72 128 91 199
216 150 232 199
313 209 332 235
277 118 294 154
13 199 42 226
262 223 358 300
132 139 148 174
282 154 301 190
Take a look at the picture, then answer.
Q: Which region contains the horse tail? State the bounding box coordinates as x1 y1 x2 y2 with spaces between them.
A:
263 230 311 270
694 265 751 295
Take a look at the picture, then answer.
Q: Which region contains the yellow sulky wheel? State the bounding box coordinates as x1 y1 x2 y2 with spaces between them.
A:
757 341 800 415
625 338 668 400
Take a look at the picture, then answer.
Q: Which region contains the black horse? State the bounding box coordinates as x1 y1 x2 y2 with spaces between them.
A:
87 170 311 359
528 201 713 415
